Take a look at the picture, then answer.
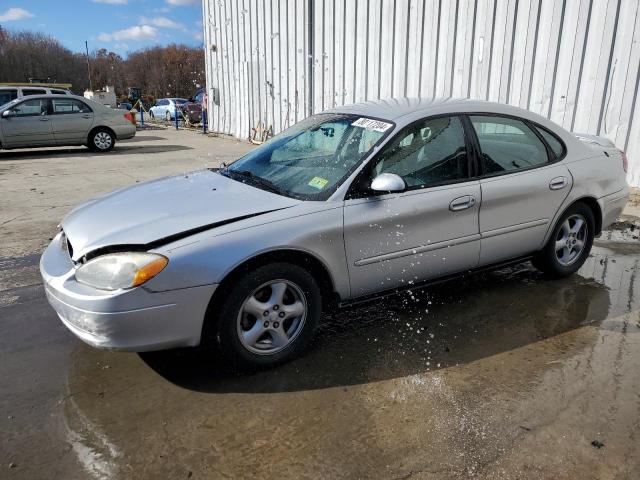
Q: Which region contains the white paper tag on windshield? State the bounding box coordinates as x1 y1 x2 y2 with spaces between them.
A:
351 117 393 132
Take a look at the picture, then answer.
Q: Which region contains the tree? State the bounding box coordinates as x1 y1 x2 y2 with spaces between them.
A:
0 27 205 99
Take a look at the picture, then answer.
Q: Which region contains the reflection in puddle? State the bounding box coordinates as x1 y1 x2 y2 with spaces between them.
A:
63 394 122 480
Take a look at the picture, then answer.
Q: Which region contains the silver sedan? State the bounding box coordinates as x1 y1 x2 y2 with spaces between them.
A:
40 98 629 369
0 94 135 152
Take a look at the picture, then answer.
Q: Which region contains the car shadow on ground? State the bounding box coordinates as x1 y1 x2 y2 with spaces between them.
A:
0 144 193 160
119 135 167 143
140 262 613 393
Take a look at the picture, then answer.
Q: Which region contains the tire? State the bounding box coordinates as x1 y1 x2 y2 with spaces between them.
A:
165 111 171 122
532 202 595 278
149 111 155 120
88 128 115 152
210 262 321 370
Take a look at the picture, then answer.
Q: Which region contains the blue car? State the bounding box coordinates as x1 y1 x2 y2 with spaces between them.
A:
148 98 188 121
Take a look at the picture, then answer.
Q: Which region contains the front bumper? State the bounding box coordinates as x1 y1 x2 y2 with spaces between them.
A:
40 232 216 351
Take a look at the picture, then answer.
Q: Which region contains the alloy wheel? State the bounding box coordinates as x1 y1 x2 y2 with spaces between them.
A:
555 214 588 266
236 280 307 355
94 132 112 150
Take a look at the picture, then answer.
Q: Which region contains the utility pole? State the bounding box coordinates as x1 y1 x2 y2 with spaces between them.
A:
85 40 93 91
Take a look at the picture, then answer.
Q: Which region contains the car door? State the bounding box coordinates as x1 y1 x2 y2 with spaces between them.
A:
343 115 481 298
50 98 95 144
0 98 54 147
468 114 573 265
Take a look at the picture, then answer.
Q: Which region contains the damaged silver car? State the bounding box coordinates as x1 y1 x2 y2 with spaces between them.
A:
40 98 629 369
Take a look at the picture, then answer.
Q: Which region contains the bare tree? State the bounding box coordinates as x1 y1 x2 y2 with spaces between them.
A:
0 27 205 99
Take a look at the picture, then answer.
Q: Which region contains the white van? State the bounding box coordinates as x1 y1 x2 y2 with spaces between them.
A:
0 86 73 107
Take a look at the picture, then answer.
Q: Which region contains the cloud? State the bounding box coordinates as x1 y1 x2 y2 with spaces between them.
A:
98 25 159 42
0 7 34 22
166 0 199 6
91 0 128 4
114 43 129 51
140 16 184 29
153 7 171 13
193 31 204 41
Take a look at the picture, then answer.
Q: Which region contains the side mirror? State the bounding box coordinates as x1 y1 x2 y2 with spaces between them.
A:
2 110 14 118
370 173 405 193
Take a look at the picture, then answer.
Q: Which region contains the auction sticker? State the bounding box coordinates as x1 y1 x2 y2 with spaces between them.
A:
308 176 329 190
351 117 393 132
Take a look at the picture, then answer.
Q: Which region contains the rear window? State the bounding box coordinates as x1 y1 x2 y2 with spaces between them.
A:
22 89 47 96
470 115 550 174
0 89 18 106
52 98 92 114
534 126 565 159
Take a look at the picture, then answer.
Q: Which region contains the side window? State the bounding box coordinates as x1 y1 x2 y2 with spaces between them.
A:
51 89 68 95
52 98 92 114
0 89 18 105
470 115 549 174
194 92 204 102
22 89 47 96
534 125 565 159
11 99 50 116
372 116 469 188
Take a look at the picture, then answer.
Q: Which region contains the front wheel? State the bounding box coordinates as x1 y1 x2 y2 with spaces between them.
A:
165 111 172 122
533 202 595 278
210 263 321 370
88 128 115 152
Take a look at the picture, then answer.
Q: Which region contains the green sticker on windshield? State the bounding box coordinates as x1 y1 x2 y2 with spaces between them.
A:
308 176 329 190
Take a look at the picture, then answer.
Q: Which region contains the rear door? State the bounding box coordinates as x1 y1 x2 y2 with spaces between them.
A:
0 98 54 147
468 115 572 265
343 115 481 297
50 98 94 144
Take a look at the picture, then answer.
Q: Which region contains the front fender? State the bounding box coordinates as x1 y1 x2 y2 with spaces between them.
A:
143 204 350 298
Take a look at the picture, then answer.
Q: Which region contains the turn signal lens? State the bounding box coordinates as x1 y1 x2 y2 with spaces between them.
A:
132 257 169 287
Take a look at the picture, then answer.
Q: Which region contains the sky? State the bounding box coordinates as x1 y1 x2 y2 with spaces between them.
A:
0 0 204 56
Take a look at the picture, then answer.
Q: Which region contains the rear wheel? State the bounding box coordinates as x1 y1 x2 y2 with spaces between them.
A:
88 128 115 152
149 110 155 120
210 263 321 370
533 202 595 278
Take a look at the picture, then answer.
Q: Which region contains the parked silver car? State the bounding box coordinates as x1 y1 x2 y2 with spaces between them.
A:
40 98 629 369
0 95 136 152
149 98 188 121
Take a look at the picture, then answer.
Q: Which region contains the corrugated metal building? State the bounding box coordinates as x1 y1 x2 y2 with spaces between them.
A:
202 0 640 186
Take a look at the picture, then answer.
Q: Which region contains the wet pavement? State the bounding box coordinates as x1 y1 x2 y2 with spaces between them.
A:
2 230 639 479
2 133 640 479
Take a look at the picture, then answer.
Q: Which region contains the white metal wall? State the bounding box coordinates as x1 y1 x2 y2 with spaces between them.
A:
203 0 640 186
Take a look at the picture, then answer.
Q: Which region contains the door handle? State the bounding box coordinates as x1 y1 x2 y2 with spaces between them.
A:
549 176 567 190
449 195 476 212
82 115 92 119
39 118 50 121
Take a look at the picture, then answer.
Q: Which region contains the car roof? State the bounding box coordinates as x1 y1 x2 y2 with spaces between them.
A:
10 94 87 100
326 97 552 124
0 86 70 90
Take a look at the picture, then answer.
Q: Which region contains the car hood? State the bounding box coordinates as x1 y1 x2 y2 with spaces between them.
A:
62 170 301 261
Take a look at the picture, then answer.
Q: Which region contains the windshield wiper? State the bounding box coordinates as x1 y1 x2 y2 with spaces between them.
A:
222 169 289 197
